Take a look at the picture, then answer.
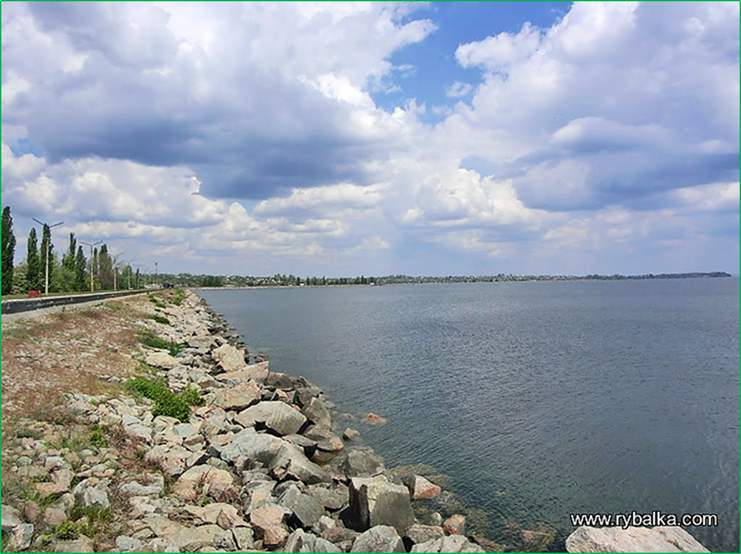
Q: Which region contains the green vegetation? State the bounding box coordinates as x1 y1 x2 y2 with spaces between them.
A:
148 314 171 325
55 505 112 540
89 424 109 448
148 295 168 309
170 288 187 306
137 329 186 357
125 377 203 422
2 206 16 295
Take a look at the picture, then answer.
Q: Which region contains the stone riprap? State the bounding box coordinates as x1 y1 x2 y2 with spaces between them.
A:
0 291 484 553
0 290 711 553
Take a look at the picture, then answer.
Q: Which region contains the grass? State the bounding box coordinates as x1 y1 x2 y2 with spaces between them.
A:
136 329 186 357
148 314 171 325
125 377 203 422
89 424 109 448
170 289 187 306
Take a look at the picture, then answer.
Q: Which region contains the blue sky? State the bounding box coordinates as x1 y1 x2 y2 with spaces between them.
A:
2 2 738 277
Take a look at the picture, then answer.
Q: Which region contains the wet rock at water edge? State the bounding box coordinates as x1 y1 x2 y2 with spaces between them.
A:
565 526 709 553
347 474 415 534
362 413 388 426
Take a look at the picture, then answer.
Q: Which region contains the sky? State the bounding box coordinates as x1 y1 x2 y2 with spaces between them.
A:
1 1 739 277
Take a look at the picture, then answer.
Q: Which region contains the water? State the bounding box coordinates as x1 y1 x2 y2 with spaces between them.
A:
198 278 739 552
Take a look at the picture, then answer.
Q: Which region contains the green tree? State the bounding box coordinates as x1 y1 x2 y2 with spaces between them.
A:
51 254 75 292
62 233 76 272
26 228 41 291
98 244 113 290
39 224 54 293
1 206 17 295
75 245 88 291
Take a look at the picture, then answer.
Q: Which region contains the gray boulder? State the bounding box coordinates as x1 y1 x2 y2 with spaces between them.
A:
343 450 385 478
411 535 485 553
284 528 343 553
301 397 332 429
270 444 331 484
405 524 445 546
8 523 34 551
565 526 710 553
211 382 261 411
348 475 415 534
212 343 248 372
279 485 326 528
307 484 349 511
1 504 23 532
350 525 405 553
234 401 307 436
218 428 285 466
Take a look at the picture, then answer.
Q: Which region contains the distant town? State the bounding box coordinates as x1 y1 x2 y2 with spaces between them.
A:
158 271 732 289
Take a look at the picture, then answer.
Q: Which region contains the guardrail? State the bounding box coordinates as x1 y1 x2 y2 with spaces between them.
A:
1 289 157 315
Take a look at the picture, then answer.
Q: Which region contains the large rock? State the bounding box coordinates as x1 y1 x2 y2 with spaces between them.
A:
304 427 344 453
174 524 222 552
215 361 270 385
8 523 34 551
350 525 406 553
443 514 465 536
250 504 290 547
73 479 110 509
348 475 415 534
307 484 350 511
270 444 332 484
182 503 248 528
219 428 286 466
278 485 326 528
146 351 178 370
54 537 95 553
406 475 441 500
211 382 261 411
301 397 332 429
284 529 343 553
343 450 386 478
405 524 445 546
411 535 485 553
172 465 236 501
144 444 193 477
565 526 710 553
234 401 307 436
2 504 23 531
212 344 248 372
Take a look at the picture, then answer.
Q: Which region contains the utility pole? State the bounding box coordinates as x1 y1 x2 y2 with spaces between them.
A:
79 240 102 292
32 218 64 295
127 260 137 290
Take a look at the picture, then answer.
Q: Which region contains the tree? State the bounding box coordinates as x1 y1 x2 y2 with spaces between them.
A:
74 245 87 291
98 244 113 290
26 228 41 291
62 233 77 272
1 206 16 295
39 224 53 293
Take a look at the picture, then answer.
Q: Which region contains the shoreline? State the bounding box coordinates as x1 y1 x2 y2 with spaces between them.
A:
1 290 497 553
0 289 712 553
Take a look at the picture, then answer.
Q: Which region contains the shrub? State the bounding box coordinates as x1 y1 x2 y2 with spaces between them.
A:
148 314 171 325
137 329 186 357
125 377 196 422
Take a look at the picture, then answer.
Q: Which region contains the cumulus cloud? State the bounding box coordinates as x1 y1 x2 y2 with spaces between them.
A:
1 2 737 275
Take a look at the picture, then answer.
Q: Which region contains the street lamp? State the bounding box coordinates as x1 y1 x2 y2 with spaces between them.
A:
111 251 125 291
32 218 64 295
79 240 102 292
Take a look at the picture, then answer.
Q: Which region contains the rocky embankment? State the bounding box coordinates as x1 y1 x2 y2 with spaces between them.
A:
1 291 489 553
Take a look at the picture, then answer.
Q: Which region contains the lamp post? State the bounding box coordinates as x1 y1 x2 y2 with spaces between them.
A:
79 240 102 292
32 218 64 295
126 260 137 290
111 251 125 291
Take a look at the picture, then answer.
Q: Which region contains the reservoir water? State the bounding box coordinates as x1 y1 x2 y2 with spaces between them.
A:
198 278 739 552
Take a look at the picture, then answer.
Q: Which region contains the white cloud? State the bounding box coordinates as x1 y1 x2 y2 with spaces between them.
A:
445 81 473 98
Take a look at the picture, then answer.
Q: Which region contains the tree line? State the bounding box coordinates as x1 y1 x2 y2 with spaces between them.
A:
1 206 145 296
